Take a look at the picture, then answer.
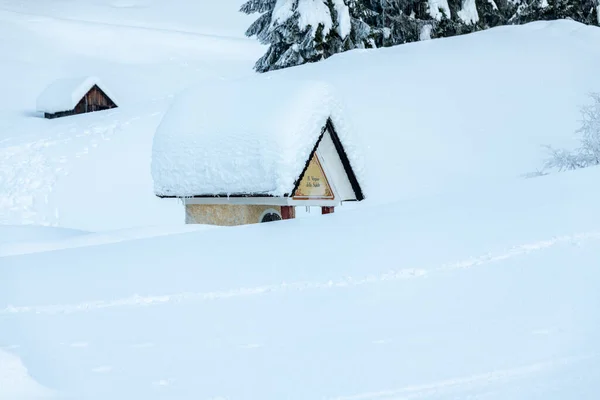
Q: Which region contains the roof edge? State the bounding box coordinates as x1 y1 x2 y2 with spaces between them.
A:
154 117 365 201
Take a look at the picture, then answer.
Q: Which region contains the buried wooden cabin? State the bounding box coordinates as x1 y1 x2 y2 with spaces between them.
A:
36 77 118 119
151 78 365 226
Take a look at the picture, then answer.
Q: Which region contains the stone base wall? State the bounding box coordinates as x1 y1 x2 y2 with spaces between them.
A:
185 204 282 226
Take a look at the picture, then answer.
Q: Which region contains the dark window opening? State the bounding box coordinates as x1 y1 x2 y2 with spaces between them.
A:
261 212 282 223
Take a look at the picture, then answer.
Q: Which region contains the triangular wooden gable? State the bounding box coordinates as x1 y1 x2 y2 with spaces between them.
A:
292 154 335 200
290 118 363 203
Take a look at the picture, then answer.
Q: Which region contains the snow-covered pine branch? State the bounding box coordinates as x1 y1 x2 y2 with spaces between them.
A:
240 0 354 72
541 93 600 173
242 0 600 72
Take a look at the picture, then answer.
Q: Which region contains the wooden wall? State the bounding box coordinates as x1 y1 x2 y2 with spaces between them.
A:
45 85 117 119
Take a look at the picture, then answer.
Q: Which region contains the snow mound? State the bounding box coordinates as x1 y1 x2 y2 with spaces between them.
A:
0 350 53 399
36 76 118 114
2 167 600 399
0 224 216 257
0 225 89 245
151 76 363 197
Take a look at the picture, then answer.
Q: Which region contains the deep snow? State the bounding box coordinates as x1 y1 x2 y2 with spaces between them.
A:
1 1 600 399
0 0 262 230
36 76 119 114
2 9 600 229
0 349 53 399
2 166 600 399
151 78 362 197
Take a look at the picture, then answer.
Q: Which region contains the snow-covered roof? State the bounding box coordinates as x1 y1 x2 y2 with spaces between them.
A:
36 76 118 114
151 77 364 198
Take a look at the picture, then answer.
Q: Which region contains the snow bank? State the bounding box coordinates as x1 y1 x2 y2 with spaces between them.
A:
2 167 600 399
151 76 363 197
0 224 216 257
4 12 600 232
0 350 53 399
36 76 118 114
0 225 89 245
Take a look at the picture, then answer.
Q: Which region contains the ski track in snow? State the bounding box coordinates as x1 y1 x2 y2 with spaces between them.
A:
3 231 598 316
0 108 161 227
327 354 597 400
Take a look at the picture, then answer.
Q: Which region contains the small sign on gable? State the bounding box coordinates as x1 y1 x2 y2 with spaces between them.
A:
293 154 334 200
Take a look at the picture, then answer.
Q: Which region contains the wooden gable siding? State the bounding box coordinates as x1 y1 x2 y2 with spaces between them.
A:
75 85 117 114
45 85 117 119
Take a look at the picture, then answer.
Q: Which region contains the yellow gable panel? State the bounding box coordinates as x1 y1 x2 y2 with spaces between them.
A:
293 154 334 200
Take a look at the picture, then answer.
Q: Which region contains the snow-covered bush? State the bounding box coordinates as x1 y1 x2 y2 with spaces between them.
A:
543 93 600 172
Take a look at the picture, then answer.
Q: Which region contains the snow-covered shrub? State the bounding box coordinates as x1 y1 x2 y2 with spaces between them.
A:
543 93 600 172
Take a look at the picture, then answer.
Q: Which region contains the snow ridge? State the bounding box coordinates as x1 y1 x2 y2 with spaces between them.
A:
4 231 598 315
328 354 597 400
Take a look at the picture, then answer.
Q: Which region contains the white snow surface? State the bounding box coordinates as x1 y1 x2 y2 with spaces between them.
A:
151 77 363 197
458 0 479 24
0 349 53 399
0 1 263 230
0 225 88 245
1 14 600 229
0 224 215 257
1 2 600 398
2 166 600 399
36 76 118 114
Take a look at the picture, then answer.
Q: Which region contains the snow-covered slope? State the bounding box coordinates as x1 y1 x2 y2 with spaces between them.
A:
2 166 600 399
1 6 600 230
0 1 262 230
0 349 53 400
2 2 600 399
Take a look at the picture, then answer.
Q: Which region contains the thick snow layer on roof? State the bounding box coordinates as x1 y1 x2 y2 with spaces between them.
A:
151 77 363 197
36 76 118 114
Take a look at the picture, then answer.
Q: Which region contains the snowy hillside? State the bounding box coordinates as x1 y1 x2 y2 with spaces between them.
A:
2 4 600 229
0 0 262 230
2 166 600 399
2 0 600 399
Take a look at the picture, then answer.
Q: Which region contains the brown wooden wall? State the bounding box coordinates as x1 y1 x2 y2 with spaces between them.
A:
75 85 117 114
46 85 117 119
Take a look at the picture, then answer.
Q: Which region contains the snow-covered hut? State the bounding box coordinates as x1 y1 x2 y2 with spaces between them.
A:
37 76 118 119
151 77 365 226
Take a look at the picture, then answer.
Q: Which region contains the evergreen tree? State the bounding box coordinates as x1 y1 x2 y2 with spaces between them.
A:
241 0 355 72
509 0 597 24
240 0 277 42
352 0 432 46
241 0 600 73
475 0 507 29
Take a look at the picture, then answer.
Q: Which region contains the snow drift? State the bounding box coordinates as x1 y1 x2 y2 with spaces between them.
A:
36 76 118 114
2 166 600 399
2 17 600 229
1 2 600 399
151 77 363 197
